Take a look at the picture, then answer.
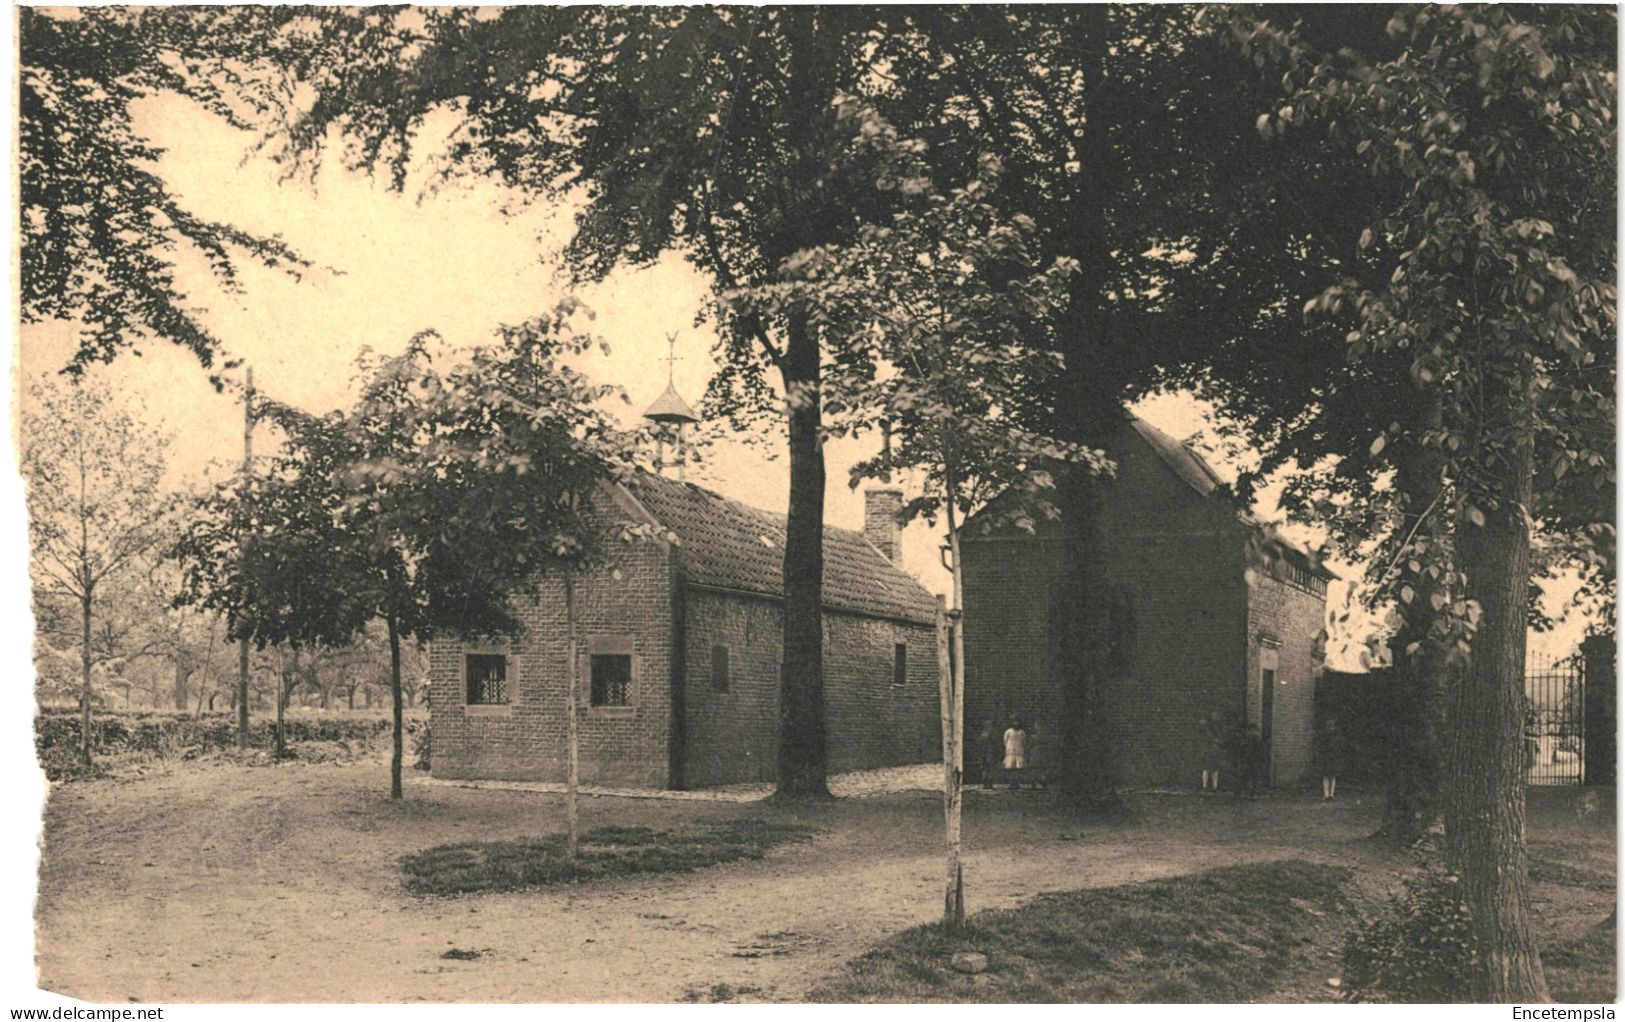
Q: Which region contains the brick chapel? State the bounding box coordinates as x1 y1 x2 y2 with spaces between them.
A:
960 413 1334 789
427 377 941 789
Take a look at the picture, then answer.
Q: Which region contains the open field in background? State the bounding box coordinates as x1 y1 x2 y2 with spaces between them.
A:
34 745 1614 1003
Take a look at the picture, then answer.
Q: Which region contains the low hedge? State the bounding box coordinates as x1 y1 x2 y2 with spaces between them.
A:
36 709 424 762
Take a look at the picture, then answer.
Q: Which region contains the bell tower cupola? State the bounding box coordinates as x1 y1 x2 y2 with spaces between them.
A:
642 332 700 478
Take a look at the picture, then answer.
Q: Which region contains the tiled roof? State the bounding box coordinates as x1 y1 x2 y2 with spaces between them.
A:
620 471 939 625
1127 416 1227 496
1129 415 1336 581
642 381 700 423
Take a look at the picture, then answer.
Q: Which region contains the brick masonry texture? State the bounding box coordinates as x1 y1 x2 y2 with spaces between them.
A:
1246 568 1326 784
681 589 938 787
862 487 904 564
428 522 677 787
961 417 1328 790
429 479 942 789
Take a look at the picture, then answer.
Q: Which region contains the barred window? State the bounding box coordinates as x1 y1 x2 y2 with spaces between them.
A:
466 653 508 705
893 643 907 687
591 654 632 707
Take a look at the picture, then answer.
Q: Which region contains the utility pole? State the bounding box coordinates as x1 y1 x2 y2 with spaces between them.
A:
237 366 253 749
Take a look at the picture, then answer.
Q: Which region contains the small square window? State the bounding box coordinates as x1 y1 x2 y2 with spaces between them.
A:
466 653 508 705
712 645 730 692
591 653 632 707
893 643 907 687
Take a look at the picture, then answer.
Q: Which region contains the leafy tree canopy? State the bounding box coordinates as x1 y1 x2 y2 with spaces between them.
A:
20 7 309 376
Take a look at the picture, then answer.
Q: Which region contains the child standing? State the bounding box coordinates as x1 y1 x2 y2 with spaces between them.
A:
1315 714 1348 801
1002 719 1027 787
1200 711 1227 792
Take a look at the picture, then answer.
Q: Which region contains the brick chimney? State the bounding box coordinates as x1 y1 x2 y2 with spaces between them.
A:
864 487 904 564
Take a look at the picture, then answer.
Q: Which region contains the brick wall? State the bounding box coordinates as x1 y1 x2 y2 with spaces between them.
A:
962 421 1321 789
961 535 1063 758
862 487 904 563
1245 567 1327 785
680 587 940 786
822 609 941 774
427 510 678 787
1098 430 1252 788
679 590 780 786
427 484 944 790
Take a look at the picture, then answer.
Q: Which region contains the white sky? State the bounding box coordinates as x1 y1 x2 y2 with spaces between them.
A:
14 89 1592 669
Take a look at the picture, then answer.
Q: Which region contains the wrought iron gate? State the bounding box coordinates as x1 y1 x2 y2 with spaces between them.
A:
1525 652 1586 786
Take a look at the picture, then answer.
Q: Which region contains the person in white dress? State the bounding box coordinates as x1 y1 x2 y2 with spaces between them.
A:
1002 721 1027 783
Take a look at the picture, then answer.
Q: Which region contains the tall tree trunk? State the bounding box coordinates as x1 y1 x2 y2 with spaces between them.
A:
237 367 253 750
940 480 969 930
1443 379 1549 1001
935 595 963 930
767 7 844 799
1379 399 1448 844
387 616 404 800
173 661 190 712
1051 5 1121 805
195 615 217 720
776 308 829 797
277 678 285 749
275 657 288 760
565 576 580 860
79 592 93 766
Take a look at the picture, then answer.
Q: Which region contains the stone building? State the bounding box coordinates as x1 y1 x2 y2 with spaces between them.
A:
427 469 942 788
960 414 1332 789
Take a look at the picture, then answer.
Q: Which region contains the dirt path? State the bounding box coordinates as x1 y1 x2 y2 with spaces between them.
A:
36 756 1394 1003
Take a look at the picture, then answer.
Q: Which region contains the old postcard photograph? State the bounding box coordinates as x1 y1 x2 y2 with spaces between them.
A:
9 4 1617 1007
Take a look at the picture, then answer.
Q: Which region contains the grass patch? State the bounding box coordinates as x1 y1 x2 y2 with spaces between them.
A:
401 819 815 895
1530 856 1616 892
679 982 766 1003
809 860 1352 1003
1543 920 1617 1003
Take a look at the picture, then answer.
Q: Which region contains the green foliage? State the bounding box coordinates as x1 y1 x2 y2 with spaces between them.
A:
220 7 1336 797
19 8 308 375
1218 12 1613 996
724 100 1109 534
23 376 172 611
22 375 179 754
1214 5 1616 655
172 312 649 797
400 820 816 896
174 305 647 653
1342 863 1476 1003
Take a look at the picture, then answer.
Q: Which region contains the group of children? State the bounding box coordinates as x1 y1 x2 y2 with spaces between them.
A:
1200 710 1350 799
973 719 1050 788
971 711 1351 797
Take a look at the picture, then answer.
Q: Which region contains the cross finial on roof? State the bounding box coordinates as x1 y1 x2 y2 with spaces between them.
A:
644 331 700 427
665 331 681 386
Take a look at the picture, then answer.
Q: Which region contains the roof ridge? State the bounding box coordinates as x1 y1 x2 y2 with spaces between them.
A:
635 467 901 542
624 467 938 623
1127 414 1230 490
